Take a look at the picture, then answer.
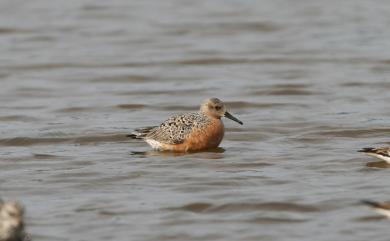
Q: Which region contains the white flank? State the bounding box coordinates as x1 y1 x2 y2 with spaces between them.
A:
367 153 390 164
145 139 163 150
374 208 390 218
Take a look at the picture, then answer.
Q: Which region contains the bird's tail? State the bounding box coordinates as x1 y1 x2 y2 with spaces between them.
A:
361 199 381 208
357 147 376 153
127 126 157 139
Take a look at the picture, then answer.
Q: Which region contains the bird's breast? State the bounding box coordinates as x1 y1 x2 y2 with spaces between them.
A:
184 119 224 151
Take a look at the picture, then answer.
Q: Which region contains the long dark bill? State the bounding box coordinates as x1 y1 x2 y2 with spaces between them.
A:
224 111 243 125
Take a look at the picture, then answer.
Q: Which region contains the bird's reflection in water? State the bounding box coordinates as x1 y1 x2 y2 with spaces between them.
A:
130 147 225 159
366 161 390 168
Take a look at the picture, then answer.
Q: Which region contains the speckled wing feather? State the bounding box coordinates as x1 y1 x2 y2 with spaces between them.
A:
127 126 157 139
145 112 210 144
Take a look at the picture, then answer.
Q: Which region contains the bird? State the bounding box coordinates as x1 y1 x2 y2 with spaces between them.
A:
128 98 243 152
358 147 390 163
361 200 390 218
0 200 30 241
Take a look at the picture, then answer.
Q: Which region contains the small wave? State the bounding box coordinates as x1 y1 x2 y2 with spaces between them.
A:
117 87 210 97
55 107 98 113
167 201 319 213
90 74 157 83
306 128 390 138
0 115 38 122
116 104 147 110
0 134 129 146
0 27 30 34
33 154 63 159
253 89 317 96
248 217 308 224
225 101 295 109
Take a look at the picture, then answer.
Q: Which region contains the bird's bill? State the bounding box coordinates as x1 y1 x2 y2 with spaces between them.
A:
224 111 243 125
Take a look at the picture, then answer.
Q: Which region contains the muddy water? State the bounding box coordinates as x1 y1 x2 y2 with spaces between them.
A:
1 0 390 240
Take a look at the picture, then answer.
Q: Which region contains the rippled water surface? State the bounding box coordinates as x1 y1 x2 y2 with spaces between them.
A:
1 0 390 240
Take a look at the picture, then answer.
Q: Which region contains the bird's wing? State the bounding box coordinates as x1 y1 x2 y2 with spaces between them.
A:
127 126 158 139
146 113 199 144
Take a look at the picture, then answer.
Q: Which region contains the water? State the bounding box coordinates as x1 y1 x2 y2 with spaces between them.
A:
1 0 390 240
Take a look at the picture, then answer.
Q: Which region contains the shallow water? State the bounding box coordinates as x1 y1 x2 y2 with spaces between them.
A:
1 0 390 240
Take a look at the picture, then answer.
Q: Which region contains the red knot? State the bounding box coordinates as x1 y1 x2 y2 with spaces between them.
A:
129 98 243 152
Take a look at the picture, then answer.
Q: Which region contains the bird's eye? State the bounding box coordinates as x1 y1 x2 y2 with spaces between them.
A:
215 106 221 110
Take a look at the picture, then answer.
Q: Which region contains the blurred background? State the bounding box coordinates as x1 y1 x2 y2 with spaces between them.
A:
1 0 390 240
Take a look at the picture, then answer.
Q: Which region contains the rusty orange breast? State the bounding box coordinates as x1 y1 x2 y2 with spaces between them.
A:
183 118 224 151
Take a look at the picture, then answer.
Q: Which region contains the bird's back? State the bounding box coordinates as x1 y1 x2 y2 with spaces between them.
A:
145 112 211 144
